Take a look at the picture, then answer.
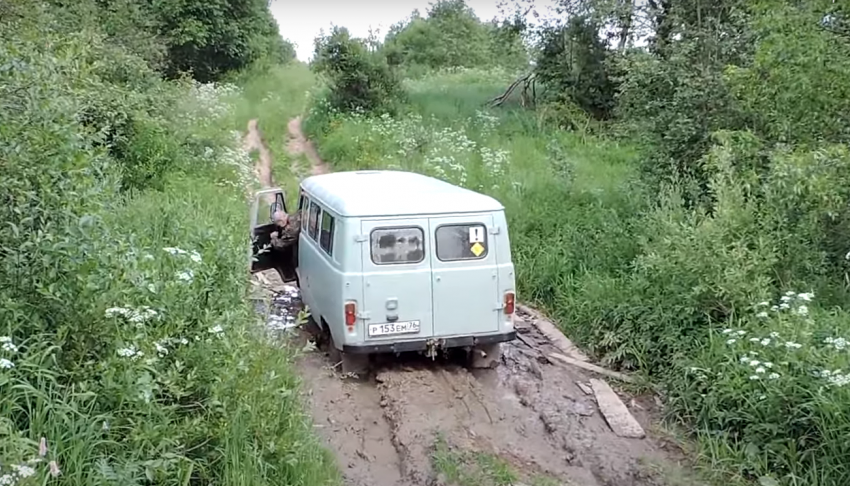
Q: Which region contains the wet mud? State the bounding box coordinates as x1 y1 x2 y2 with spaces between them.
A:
256 280 697 486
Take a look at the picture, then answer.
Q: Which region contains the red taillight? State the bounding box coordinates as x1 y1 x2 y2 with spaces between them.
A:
504 292 515 315
345 302 356 328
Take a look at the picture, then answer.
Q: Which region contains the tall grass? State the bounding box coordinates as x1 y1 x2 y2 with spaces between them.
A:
1 4 337 485
303 68 850 485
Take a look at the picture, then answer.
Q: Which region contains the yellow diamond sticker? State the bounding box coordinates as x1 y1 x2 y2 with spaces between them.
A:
470 242 485 257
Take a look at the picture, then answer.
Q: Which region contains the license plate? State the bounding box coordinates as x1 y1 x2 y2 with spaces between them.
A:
368 320 420 337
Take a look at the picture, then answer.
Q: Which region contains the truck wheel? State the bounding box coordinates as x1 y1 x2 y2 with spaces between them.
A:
470 343 502 369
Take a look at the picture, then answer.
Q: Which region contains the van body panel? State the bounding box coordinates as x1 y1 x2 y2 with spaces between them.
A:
359 219 435 342
429 214 501 337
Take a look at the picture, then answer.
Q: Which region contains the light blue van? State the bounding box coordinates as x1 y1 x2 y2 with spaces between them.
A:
251 170 517 373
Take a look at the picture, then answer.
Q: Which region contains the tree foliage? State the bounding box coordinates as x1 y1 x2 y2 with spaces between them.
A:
312 26 402 114
382 0 528 73
50 0 296 83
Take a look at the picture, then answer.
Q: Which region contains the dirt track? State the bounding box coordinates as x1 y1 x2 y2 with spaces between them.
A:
248 118 700 486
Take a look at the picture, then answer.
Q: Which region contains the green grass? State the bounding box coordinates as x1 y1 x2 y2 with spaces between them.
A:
229 62 315 207
431 435 561 486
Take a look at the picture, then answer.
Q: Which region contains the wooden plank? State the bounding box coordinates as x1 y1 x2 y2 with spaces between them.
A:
590 379 645 439
548 352 635 384
517 304 589 362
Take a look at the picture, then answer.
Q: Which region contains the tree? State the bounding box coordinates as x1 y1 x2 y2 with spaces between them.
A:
312 26 402 114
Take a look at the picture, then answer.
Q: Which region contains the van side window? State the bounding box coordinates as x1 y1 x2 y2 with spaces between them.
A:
300 195 310 233
435 224 488 261
370 227 425 265
320 211 334 255
308 201 321 240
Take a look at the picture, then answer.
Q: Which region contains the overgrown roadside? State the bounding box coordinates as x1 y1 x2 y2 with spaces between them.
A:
0 1 337 484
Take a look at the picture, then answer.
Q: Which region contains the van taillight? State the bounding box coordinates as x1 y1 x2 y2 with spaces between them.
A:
504 292 515 315
345 302 356 329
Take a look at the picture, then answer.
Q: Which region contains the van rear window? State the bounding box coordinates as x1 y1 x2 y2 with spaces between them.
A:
370 227 425 264
436 224 488 261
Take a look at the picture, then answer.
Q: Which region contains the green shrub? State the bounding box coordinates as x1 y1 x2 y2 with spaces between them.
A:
311 26 403 115
1 4 336 485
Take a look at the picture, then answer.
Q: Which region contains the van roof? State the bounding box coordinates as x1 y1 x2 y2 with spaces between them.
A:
300 170 504 218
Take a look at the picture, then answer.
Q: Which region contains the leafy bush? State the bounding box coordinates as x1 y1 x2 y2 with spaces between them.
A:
1 3 336 485
311 27 403 115
382 0 528 73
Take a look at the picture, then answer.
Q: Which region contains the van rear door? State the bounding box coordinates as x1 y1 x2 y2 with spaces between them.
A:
360 220 435 340
429 215 500 336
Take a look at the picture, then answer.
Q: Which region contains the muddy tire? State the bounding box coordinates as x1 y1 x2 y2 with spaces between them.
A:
470 342 502 369
327 333 369 376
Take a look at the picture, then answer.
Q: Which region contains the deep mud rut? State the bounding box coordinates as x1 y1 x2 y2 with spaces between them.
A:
249 119 700 486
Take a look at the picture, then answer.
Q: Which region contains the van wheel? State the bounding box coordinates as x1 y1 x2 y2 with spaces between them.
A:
470 343 502 369
327 334 369 376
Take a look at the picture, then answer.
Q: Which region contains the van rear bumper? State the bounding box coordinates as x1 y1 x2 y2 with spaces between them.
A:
343 331 517 355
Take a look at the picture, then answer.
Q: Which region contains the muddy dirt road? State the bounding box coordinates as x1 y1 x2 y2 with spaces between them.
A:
248 118 701 486
255 282 697 486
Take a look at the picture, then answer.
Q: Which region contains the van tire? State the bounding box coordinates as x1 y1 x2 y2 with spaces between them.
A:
470 343 502 369
327 334 369 376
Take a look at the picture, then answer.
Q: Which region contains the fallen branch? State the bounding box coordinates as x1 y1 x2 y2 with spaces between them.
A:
487 72 535 108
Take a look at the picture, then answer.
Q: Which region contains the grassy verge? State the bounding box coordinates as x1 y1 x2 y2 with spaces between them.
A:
303 67 850 485
1 5 337 485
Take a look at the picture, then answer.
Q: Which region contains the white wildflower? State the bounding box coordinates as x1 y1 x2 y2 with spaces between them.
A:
749 360 761 367
722 328 733 334
750 337 760 343
749 375 761 380
105 307 130 318
0 358 14 369
798 292 814 301
755 367 766 374
11 464 35 478
736 330 747 336
117 345 143 360
779 302 790 310
764 362 774 368
768 373 781 380
154 341 169 357
1 342 17 353
726 338 737 344
756 311 769 318
176 270 194 283
740 356 751 363
785 291 796 296
208 325 224 335
756 301 769 307
796 305 809 316
785 341 803 349
0 336 11 343
179 337 189 345
760 338 771 346
48 460 61 477
0 474 13 486
769 332 780 339
190 251 202 263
